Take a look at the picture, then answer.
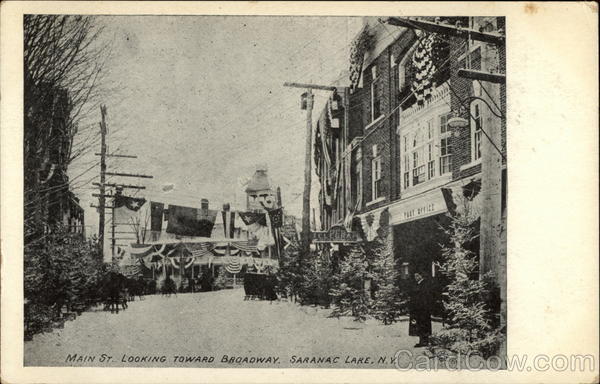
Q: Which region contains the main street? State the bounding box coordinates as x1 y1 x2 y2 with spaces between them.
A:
25 289 438 368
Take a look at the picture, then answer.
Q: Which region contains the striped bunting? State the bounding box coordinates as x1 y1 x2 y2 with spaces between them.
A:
224 256 242 274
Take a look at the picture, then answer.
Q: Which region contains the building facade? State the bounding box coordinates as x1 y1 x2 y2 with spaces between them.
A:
24 84 86 240
314 16 506 301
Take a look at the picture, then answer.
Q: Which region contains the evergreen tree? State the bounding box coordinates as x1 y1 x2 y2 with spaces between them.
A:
361 208 407 325
370 235 406 325
298 247 334 306
275 239 303 302
24 227 105 339
329 245 372 322
429 203 503 358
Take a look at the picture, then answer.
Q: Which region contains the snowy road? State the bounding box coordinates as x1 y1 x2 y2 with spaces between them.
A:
25 289 437 368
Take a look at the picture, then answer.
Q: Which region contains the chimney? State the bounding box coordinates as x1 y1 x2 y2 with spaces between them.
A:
201 199 209 211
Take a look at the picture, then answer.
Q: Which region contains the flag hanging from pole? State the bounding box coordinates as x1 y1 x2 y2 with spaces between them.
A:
114 195 146 211
268 207 283 257
411 33 437 105
113 195 146 226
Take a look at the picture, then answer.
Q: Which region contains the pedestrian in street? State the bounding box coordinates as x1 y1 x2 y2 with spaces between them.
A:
408 272 433 347
162 275 177 297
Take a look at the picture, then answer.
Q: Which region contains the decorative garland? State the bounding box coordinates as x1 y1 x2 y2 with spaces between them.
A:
348 28 375 91
224 256 242 274
169 256 195 270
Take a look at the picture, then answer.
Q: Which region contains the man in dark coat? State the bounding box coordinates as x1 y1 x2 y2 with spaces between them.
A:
408 272 433 347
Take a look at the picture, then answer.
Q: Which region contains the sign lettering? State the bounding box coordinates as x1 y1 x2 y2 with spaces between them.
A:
311 225 359 243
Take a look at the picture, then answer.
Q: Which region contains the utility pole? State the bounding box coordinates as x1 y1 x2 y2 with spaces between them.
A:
471 24 506 366
386 16 507 364
98 105 108 260
301 88 313 258
283 82 337 265
112 187 123 259
94 106 153 262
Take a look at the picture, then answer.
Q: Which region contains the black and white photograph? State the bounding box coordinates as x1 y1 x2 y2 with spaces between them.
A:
1 2 598 383
20 12 508 368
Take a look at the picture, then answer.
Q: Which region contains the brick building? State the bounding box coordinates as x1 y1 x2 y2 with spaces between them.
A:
313 17 506 297
24 84 86 239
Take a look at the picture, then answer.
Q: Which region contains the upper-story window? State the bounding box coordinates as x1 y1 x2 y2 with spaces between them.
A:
410 129 427 186
398 63 406 91
400 110 453 191
355 147 363 206
440 137 452 175
370 66 382 122
471 102 483 161
439 112 453 174
371 144 382 200
427 119 435 179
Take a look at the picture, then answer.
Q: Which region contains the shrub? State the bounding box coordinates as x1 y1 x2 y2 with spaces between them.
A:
24 228 106 339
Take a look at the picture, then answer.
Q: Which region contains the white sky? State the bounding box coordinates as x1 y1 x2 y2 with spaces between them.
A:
70 16 364 238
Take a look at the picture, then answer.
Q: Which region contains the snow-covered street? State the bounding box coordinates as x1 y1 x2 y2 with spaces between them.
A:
25 289 438 368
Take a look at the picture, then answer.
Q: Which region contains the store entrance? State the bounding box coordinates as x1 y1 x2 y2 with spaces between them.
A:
393 213 451 317
393 213 481 318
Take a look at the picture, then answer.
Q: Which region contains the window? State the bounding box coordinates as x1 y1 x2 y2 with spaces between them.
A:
403 154 410 190
398 64 406 91
440 137 452 174
412 146 426 186
426 119 435 180
355 148 363 205
371 66 382 122
412 166 426 186
371 145 382 199
428 143 435 179
468 46 482 71
427 119 434 140
472 103 483 160
401 110 452 190
440 112 452 135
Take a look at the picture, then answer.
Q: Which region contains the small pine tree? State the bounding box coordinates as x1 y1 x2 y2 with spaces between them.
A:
364 209 407 325
429 200 503 358
371 238 406 325
329 245 372 322
275 242 302 301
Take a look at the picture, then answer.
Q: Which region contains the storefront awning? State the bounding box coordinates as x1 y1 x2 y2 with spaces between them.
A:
389 188 449 226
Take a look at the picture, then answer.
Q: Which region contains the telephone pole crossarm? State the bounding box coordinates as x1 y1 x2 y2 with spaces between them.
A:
384 17 505 46
93 182 146 190
284 82 337 91
95 153 138 159
458 69 505 84
105 172 154 179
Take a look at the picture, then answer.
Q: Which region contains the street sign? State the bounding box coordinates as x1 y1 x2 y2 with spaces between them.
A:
311 225 360 243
